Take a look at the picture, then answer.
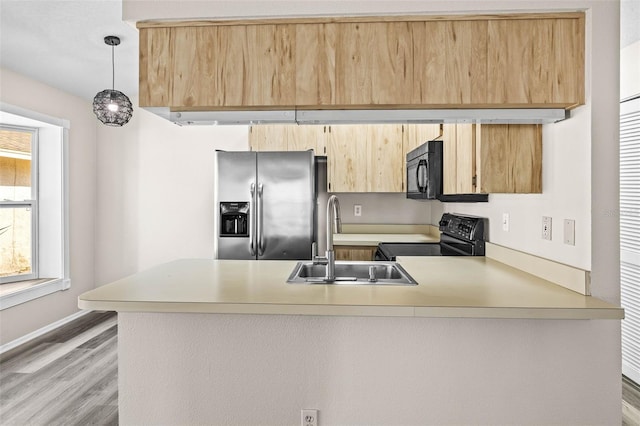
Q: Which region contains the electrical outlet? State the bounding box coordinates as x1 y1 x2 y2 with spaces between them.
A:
301 409 318 426
542 216 552 241
502 213 510 232
564 219 575 245
354 204 362 217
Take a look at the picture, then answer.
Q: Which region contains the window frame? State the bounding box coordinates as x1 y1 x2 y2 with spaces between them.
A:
0 125 39 284
0 102 70 312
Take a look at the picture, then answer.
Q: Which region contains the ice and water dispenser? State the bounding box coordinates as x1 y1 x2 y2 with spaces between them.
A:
219 202 249 237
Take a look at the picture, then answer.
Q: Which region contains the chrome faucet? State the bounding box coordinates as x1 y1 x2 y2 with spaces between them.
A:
314 195 342 281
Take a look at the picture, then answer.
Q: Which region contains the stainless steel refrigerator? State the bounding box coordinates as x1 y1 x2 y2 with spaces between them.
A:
213 150 316 260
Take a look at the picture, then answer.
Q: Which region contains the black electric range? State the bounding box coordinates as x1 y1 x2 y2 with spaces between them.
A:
374 213 487 261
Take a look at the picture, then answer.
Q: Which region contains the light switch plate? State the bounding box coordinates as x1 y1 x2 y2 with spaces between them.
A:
502 213 510 232
564 219 575 245
542 216 552 241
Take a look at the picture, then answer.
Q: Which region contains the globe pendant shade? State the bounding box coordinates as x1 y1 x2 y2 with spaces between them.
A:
92 89 133 127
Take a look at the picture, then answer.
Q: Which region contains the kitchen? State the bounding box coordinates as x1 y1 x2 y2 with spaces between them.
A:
0 0 627 424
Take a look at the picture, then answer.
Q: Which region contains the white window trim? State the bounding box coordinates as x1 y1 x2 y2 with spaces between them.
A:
0 102 70 310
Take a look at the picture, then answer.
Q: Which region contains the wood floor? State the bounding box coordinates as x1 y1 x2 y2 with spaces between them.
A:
0 311 638 425
0 311 118 426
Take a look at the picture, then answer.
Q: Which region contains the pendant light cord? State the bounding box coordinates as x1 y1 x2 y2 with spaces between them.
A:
111 44 115 90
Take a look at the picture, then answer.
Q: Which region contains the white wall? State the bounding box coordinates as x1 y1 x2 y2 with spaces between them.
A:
95 104 248 284
0 68 97 344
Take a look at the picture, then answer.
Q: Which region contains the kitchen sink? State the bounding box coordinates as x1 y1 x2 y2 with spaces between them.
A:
287 261 417 285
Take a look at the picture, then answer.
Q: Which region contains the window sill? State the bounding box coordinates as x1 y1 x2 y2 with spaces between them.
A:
0 278 70 310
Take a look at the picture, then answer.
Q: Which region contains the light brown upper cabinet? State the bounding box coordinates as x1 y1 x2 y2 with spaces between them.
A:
487 18 584 107
411 21 488 105
442 123 542 194
327 125 404 193
249 125 327 153
171 25 296 108
138 13 585 110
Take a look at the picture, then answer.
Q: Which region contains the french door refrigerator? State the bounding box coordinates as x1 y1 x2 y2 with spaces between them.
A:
213 150 316 260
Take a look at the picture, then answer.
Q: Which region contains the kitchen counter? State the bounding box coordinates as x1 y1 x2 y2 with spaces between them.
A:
333 223 439 246
79 257 622 319
97 257 623 424
333 232 438 246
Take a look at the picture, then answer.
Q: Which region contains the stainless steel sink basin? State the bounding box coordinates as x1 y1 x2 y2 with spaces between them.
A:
287 261 417 285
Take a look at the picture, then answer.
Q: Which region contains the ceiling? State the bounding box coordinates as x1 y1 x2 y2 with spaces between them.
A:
0 0 139 102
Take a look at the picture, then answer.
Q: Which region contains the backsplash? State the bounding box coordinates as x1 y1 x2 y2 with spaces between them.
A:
332 193 432 225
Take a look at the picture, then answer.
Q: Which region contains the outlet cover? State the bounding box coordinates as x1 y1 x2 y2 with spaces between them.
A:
542 216 552 241
354 204 362 217
301 409 318 426
502 213 510 232
564 219 575 245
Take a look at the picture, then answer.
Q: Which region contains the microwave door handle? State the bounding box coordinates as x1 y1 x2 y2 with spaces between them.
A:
257 182 264 256
249 183 256 256
417 159 427 192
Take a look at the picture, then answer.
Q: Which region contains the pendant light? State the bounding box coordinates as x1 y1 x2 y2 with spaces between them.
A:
92 36 133 126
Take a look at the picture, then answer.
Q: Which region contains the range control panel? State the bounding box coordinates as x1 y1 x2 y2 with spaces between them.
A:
438 213 485 242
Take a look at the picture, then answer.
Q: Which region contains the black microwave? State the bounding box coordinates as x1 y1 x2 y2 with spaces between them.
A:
406 140 443 199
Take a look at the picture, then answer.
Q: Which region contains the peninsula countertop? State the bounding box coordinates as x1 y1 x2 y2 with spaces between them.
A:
78 258 623 320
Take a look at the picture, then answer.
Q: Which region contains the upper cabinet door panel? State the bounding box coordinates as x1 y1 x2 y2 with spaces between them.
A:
487 17 584 106
412 20 487 105
552 17 585 105
366 124 404 193
139 28 172 107
334 22 413 106
295 24 337 107
172 25 296 108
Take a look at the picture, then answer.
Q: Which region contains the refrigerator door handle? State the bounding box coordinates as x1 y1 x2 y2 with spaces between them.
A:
257 183 264 256
249 183 256 256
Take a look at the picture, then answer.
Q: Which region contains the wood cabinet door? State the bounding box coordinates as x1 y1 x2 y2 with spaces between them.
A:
366 125 404 193
478 124 542 193
333 22 413 107
172 25 296 108
327 125 368 192
249 125 328 153
288 126 328 154
442 124 476 194
248 125 288 151
335 246 377 261
411 20 487 105
139 28 172 107
487 17 584 106
295 24 337 107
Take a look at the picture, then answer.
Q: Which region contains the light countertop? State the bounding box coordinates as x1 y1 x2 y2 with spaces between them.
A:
333 233 438 246
333 224 439 246
79 258 623 320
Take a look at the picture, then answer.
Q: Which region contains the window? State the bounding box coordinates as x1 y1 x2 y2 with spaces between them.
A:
0 105 69 311
0 126 38 283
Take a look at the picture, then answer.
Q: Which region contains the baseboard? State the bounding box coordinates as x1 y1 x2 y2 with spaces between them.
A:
0 309 92 355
